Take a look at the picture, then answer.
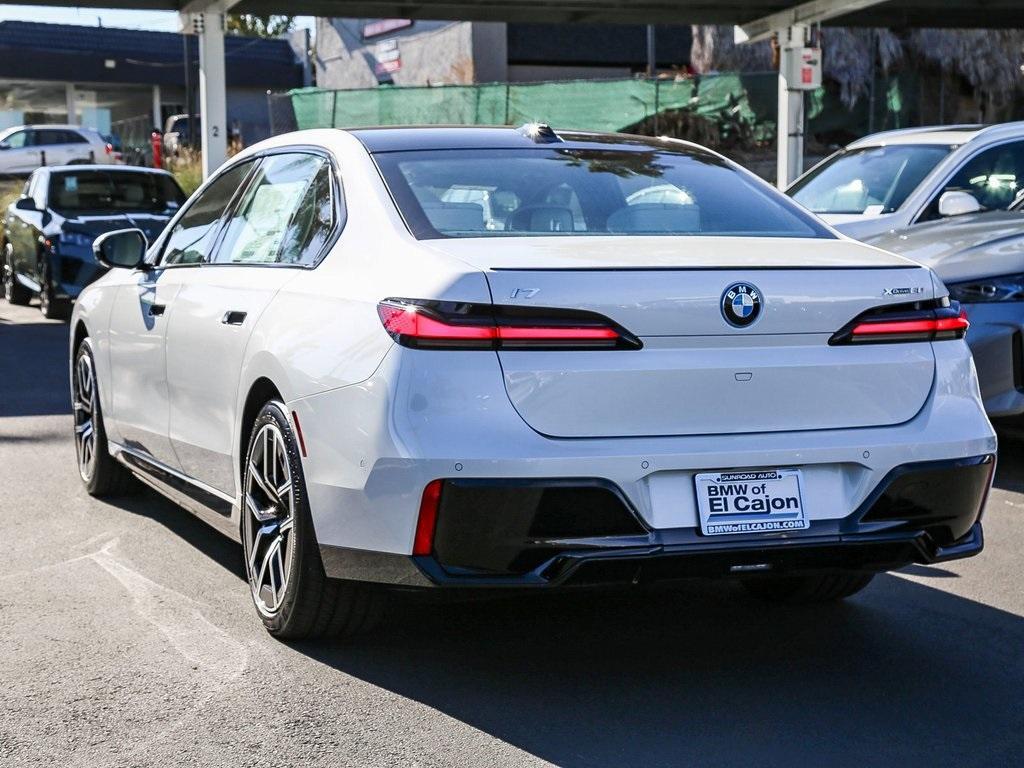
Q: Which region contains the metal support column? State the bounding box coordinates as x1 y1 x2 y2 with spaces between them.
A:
189 8 228 178
776 24 807 189
152 84 162 131
65 83 76 125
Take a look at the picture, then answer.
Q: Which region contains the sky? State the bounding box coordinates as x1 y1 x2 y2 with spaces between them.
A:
0 5 313 32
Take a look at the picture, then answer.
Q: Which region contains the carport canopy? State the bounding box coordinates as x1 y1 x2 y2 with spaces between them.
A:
14 0 1024 181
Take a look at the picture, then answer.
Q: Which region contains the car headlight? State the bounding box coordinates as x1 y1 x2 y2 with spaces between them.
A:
947 274 1024 304
59 231 94 249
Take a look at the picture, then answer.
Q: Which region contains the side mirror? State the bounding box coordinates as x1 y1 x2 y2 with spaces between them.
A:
0 141 9 151
14 196 37 211
938 190 982 218
93 229 148 270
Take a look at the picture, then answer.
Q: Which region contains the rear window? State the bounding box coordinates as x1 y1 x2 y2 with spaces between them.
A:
48 171 186 216
375 147 833 240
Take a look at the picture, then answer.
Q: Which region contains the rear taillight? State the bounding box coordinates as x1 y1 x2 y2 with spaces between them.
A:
830 300 969 345
105 143 113 155
377 299 640 350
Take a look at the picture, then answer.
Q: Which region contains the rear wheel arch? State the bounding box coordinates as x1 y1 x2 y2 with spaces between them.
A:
238 377 285 484
72 320 89 352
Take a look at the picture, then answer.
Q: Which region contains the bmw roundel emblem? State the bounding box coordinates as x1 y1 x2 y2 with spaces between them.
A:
721 282 763 328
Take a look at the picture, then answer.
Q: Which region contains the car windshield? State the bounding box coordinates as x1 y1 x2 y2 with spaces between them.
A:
789 144 952 215
48 170 185 216
375 147 833 239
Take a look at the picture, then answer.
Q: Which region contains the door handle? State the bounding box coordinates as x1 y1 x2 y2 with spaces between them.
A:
148 303 166 317
222 310 247 326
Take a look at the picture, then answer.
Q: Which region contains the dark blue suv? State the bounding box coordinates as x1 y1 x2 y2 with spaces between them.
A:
2 165 185 319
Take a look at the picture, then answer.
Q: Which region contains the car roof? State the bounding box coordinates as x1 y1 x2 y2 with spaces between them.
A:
847 121 1024 149
40 164 173 175
2 124 97 132
347 125 717 156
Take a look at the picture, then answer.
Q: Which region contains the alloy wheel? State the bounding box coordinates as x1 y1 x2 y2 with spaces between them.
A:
243 422 296 616
73 352 97 482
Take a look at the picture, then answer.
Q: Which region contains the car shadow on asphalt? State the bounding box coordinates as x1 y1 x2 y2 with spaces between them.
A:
0 312 71 417
298 575 1024 768
105 485 247 581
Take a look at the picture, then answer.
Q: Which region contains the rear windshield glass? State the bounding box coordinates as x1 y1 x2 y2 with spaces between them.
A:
48 171 186 216
789 144 952 215
375 147 833 239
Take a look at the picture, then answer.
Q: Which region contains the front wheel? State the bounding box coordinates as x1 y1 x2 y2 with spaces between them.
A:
742 572 875 603
73 338 138 497
241 401 384 640
3 245 31 305
40 263 69 320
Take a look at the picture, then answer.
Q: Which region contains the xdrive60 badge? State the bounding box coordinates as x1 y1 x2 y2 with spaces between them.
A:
721 282 763 328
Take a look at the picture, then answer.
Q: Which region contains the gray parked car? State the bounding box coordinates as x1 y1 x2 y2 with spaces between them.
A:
868 193 1024 418
789 122 1024 241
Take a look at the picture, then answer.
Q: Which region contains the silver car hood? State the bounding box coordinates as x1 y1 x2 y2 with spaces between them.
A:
867 211 1024 283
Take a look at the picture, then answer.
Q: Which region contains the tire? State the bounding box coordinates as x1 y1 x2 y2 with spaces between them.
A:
3 245 31 306
73 337 138 497
241 401 385 641
40 263 69 320
742 572 875 603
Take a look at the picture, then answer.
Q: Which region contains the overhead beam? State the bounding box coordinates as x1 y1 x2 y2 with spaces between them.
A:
736 0 891 43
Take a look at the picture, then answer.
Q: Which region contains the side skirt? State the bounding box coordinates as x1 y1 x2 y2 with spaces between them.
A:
110 442 241 543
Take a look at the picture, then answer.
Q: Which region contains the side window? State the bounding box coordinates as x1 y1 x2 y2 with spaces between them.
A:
5 131 28 149
34 130 62 147
212 153 337 266
160 161 254 266
925 142 1024 218
66 131 89 144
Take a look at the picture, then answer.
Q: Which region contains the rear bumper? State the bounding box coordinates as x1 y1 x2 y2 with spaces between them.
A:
320 454 994 589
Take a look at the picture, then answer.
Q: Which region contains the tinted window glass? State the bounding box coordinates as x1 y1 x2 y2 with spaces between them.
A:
65 130 89 144
790 144 952 214
161 161 253 266
4 131 28 149
376 148 830 239
923 141 1024 218
34 130 65 147
48 171 186 216
213 153 335 265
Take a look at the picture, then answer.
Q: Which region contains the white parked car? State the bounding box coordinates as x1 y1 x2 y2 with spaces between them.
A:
788 122 1024 240
0 125 119 175
70 127 996 640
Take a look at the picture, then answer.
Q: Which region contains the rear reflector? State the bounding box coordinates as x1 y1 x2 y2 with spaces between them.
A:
413 480 444 556
831 301 969 345
377 299 639 351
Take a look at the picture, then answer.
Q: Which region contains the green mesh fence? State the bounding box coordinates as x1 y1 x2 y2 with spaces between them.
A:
285 73 915 152
288 74 781 136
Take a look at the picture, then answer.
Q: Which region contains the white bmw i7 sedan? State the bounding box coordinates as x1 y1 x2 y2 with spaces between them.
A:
71 126 997 640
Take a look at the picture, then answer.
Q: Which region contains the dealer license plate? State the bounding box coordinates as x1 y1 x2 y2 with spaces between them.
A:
695 469 808 536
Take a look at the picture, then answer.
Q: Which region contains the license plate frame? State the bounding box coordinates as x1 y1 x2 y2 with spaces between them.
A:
695 468 809 536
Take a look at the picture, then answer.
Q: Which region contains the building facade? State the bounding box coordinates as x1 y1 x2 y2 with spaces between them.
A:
0 20 307 151
315 19 693 88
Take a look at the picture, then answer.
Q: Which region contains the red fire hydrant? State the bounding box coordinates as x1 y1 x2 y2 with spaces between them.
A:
150 130 163 169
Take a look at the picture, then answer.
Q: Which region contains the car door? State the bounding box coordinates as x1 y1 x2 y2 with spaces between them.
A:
106 160 256 469
0 129 41 174
7 172 46 288
165 151 339 495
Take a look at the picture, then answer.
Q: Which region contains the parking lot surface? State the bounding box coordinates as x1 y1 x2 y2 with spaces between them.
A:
2 298 1023 768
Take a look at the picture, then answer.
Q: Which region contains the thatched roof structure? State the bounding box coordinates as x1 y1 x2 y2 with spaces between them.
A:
690 25 1024 112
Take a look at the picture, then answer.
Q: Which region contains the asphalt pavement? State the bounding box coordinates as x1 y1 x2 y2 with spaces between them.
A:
2 297 1023 768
